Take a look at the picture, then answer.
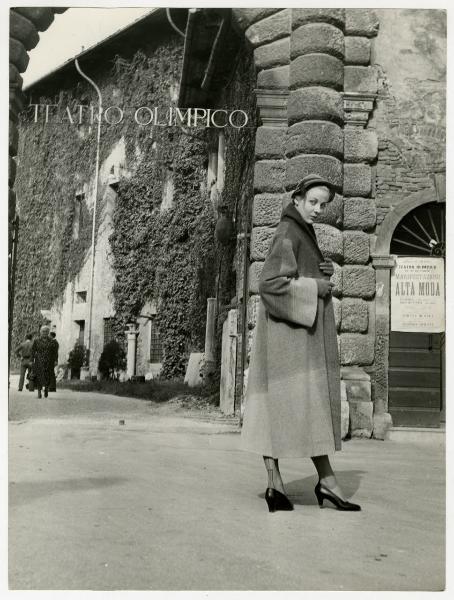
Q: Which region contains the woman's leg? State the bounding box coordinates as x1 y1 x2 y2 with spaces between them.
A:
311 455 346 501
263 456 286 494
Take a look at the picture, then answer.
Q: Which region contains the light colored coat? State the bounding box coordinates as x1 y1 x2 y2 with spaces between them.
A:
240 203 341 458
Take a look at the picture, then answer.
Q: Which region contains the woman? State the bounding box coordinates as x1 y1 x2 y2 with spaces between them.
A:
241 174 360 512
31 325 58 399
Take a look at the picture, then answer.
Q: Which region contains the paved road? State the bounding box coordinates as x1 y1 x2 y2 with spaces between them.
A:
8 382 445 590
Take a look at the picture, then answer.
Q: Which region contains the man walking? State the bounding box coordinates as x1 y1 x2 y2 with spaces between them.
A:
16 333 34 391
49 331 59 392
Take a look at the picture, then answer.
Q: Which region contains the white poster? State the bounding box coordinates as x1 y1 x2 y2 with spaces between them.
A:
391 256 445 333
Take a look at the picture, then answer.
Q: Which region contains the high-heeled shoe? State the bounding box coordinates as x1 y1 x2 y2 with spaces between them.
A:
314 481 361 511
265 487 294 512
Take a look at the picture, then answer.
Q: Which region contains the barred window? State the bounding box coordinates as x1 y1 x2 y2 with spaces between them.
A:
103 318 115 346
149 317 163 363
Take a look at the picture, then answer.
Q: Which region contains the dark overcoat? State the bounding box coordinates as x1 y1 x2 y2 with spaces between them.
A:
240 203 341 458
31 336 57 389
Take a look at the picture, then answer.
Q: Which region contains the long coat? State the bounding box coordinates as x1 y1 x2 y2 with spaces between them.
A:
240 203 341 458
31 336 57 389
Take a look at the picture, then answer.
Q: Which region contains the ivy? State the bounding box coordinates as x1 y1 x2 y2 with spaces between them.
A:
13 33 256 383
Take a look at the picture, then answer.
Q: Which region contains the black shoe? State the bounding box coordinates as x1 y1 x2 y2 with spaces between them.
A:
18 388 22 392
44 389 48 398
265 488 294 512
37 392 42 399
314 481 361 511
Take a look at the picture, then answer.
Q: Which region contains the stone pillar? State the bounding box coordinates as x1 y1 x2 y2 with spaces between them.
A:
371 254 395 439
339 9 380 436
204 298 217 363
126 322 138 380
220 309 238 415
202 297 217 382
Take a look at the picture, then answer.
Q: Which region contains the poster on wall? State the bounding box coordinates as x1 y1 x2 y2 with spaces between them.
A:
391 256 445 332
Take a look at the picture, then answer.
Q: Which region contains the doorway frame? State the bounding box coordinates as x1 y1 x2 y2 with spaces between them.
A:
371 188 446 425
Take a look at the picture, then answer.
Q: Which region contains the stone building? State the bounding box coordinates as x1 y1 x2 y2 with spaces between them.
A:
178 8 446 436
10 8 445 437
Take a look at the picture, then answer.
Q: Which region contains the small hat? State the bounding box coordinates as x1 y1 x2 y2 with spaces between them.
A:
291 174 335 201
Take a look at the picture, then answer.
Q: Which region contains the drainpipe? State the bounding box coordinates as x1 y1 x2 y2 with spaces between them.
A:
75 58 102 374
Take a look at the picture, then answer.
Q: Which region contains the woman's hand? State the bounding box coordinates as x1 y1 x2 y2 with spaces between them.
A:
316 279 335 298
319 259 334 276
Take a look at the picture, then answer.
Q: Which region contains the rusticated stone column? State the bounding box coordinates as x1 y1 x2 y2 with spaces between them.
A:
342 9 392 439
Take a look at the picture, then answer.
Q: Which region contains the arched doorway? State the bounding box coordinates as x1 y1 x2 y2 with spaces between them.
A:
388 201 445 427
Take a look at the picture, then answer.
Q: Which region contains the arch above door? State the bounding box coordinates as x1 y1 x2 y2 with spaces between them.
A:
374 188 444 256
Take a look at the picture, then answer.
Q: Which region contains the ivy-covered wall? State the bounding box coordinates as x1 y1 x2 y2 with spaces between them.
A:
13 24 257 385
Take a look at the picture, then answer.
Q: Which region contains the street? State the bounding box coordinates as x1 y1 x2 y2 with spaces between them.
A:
9 381 445 591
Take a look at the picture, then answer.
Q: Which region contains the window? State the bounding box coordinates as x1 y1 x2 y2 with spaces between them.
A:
75 291 87 303
75 320 85 345
103 318 115 346
73 192 85 239
149 317 163 363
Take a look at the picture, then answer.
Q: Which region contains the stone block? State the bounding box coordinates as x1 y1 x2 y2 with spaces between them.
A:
233 8 282 31
14 7 55 31
184 352 204 387
341 365 371 381
252 194 284 226
344 378 371 403
10 63 23 88
251 226 275 261
341 298 368 332
290 53 343 91
255 127 286 159
288 87 343 125
286 121 343 159
341 379 347 402
286 155 343 190
257 65 289 89
10 10 40 51
349 400 373 438
372 412 393 440
344 66 378 94
254 37 290 69
345 36 371 65
344 128 378 163
331 261 342 297
313 223 343 263
247 294 261 328
341 397 350 439
9 38 29 73
246 9 290 48
291 23 344 60
342 265 375 298
292 8 345 30
315 193 343 228
340 333 375 365
249 261 264 294
332 296 341 331
345 9 379 38
343 230 370 264
254 160 285 192
343 197 376 230
343 164 372 197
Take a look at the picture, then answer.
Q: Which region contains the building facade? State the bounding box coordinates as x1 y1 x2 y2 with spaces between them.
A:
10 8 446 437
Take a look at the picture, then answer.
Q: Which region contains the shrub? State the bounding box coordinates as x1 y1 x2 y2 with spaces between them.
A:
98 340 126 380
67 342 88 377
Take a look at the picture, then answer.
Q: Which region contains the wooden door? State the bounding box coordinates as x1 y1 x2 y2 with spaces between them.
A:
389 331 442 427
389 201 445 428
